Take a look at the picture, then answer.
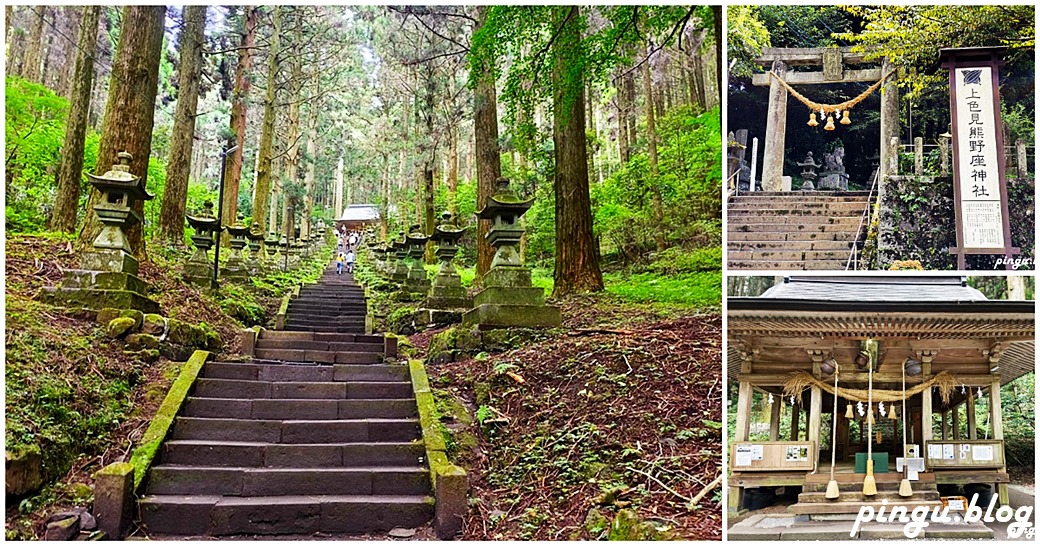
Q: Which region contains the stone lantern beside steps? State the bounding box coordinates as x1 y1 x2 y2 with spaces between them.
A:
462 177 560 329
184 200 220 288
422 212 471 319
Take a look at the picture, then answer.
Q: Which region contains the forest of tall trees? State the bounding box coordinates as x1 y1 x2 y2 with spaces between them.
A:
5 5 722 293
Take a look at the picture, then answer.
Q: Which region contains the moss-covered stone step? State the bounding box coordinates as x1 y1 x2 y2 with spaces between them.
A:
729 203 869 214
258 331 383 344
284 316 368 326
160 440 425 468
252 348 381 364
138 494 434 536
728 231 850 242
727 259 851 270
284 324 366 334
193 378 412 399
728 250 851 262
202 362 403 382
183 397 417 420
171 417 421 443
147 465 430 496
733 215 865 226
728 240 857 252
254 339 383 352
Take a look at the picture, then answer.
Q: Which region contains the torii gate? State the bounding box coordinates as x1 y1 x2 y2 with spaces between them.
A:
752 47 900 192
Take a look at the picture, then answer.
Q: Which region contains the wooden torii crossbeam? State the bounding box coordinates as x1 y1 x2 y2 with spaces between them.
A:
751 47 900 192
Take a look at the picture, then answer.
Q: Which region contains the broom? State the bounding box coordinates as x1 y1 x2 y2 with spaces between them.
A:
899 358 913 497
826 364 841 499
863 360 878 496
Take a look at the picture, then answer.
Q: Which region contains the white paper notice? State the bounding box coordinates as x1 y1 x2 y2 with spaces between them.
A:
953 66 1005 249
972 445 994 461
751 445 764 460
928 444 942 460
943 444 955 460
735 445 753 467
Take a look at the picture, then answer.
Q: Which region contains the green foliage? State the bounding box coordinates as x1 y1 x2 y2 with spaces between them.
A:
594 107 722 265
837 5 1035 101
726 6 772 78
604 271 721 308
5 76 69 232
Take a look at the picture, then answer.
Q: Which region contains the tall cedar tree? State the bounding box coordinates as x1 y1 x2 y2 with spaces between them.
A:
253 6 281 236
21 6 46 82
472 5 502 280
641 41 667 251
50 6 100 233
222 6 258 242
551 6 603 295
158 5 207 242
77 6 166 260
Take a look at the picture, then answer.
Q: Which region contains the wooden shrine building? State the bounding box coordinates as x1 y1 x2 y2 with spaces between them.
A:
727 276 1033 517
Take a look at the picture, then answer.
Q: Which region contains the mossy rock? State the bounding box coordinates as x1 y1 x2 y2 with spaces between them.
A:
581 507 609 539
607 509 670 540
125 333 160 350
96 308 122 325
118 309 144 331
125 349 161 363
474 382 491 406
199 323 223 351
427 326 484 365
159 344 195 361
141 313 165 336
106 317 137 339
167 319 206 347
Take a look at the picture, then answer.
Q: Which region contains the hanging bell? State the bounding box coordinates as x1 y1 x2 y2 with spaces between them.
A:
845 403 854 419
808 111 819 127
876 431 883 444
840 109 852 125
824 114 836 131
866 412 875 425
889 406 899 420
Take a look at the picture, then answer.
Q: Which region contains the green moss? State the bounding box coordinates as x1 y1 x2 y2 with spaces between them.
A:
118 309 144 330
106 317 136 339
128 350 210 491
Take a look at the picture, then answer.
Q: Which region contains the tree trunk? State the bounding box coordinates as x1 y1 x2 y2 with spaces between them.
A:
473 5 502 281
616 68 630 164
49 6 100 233
712 5 722 109
253 6 280 236
157 5 207 242
447 125 459 217
222 6 257 238
552 6 603 296
302 68 319 239
77 6 165 261
22 6 47 82
641 42 667 252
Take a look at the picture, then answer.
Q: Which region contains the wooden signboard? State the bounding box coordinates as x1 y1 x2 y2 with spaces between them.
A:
925 439 1005 469
940 47 1018 269
730 441 815 472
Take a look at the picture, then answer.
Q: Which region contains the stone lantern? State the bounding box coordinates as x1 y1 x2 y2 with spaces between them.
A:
277 235 290 270
184 200 220 288
265 233 280 264
222 218 251 280
797 151 821 190
45 152 159 312
403 224 431 297
423 212 471 318
463 177 560 329
246 223 264 275
390 232 409 283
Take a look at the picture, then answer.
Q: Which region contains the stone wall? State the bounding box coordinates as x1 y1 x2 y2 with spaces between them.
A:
876 176 1034 270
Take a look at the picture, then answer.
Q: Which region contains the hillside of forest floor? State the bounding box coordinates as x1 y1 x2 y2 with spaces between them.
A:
3 233 326 540
403 291 723 540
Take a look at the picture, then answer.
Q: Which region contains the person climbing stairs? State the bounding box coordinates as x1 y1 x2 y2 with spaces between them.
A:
137 262 434 536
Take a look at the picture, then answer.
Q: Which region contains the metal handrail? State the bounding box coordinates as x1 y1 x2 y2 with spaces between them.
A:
727 169 741 199
846 168 880 271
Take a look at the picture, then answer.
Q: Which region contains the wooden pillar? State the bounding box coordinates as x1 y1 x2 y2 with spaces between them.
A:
790 403 800 441
808 386 823 460
989 379 1009 506
966 393 977 440
941 410 949 440
769 398 782 441
920 357 933 447
734 381 753 442
761 60 788 191
749 137 759 192
952 405 960 440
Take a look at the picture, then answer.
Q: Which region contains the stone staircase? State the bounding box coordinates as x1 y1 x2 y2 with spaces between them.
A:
790 472 943 518
137 267 434 537
284 271 368 333
728 191 871 270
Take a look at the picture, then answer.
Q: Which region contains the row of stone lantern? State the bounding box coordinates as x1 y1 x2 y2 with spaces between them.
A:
182 201 329 289
364 177 559 329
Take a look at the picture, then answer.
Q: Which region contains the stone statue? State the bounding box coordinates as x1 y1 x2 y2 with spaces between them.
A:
818 146 849 190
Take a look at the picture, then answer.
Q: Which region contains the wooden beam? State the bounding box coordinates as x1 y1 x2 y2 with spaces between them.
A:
790 404 801 441
735 381 753 442
769 399 782 441
752 68 882 87
941 410 950 440
737 372 999 387
808 385 823 463
754 46 870 66
966 394 978 440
